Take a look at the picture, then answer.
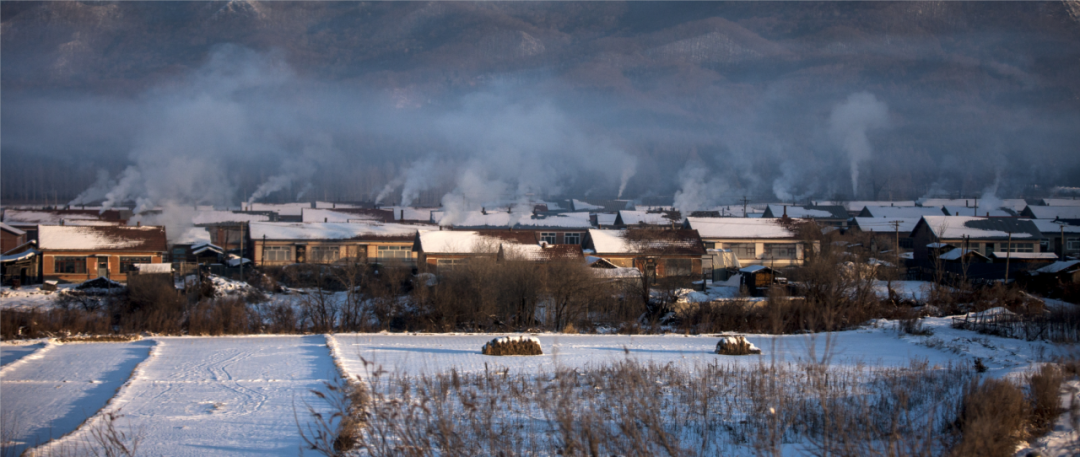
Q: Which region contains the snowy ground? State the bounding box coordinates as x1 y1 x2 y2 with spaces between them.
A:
1 340 154 456
0 284 74 310
0 340 45 367
34 335 339 457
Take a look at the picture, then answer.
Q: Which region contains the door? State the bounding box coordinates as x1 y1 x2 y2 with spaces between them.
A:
98 258 109 278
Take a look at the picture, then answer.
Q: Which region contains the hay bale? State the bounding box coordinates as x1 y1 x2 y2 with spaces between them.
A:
482 336 543 356
715 335 761 356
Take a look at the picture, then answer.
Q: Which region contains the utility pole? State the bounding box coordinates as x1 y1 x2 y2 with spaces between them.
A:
741 196 750 218
239 224 244 282
892 220 901 268
1005 231 1012 284
1056 219 1067 260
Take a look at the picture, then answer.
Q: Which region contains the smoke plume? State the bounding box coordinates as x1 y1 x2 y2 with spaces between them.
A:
828 92 890 198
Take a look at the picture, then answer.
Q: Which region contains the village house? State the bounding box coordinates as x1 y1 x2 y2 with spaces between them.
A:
815 201 917 217
910 216 1046 261
1 222 27 254
919 198 1029 213
856 206 947 219
1 222 37 285
584 228 705 278
1032 220 1080 260
1040 198 1080 207
762 205 850 228
37 225 167 282
941 206 1017 217
250 221 427 266
1019 206 1080 221
2 208 128 241
301 207 396 224
684 217 811 267
848 217 921 251
433 210 594 246
413 230 551 272
613 209 682 228
192 210 272 254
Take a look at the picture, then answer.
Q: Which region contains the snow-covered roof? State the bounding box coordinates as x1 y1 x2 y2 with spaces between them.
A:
1041 199 1080 207
0 249 37 263
765 205 844 219
685 217 795 239
249 222 425 241
618 210 682 226
593 267 641 278
990 252 1058 260
739 265 768 273
503 243 584 261
417 230 536 254
38 225 167 252
301 208 386 224
815 200 916 212
920 216 1040 240
434 210 593 229
63 220 123 226
314 201 361 209
192 210 270 225
134 263 172 274
1034 260 1080 274
1 222 26 236
3 209 102 225
917 198 979 208
587 229 704 255
587 229 631 253
939 249 985 261
941 206 1016 217
243 203 310 216
383 207 439 222
191 242 224 255
850 217 921 234
859 206 945 218
1031 220 1080 234
1024 206 1080 220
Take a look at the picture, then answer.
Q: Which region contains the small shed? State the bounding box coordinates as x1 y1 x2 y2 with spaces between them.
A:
739 265 781 297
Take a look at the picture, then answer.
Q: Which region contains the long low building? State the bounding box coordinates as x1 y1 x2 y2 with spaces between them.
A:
683 217 811 267
38 225 167 282
249 222 430 266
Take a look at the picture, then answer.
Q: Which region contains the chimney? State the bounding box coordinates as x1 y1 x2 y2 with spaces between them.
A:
61 219 65 226
400 209 404 221
333 203 336 209
965 200 969 207
137 221 141 227
324 218 328 223
783 205 788 217
482 207 487 215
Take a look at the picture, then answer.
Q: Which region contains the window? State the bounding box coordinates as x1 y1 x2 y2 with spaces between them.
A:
664 258 692 276
377 245 411 260
1068 239 1080 251
309 246 341 263
437 258 465 271
766 244 797 259
727 243 756 259
540 232 557 244
1004 243 1035 253
899 238 914 249
703 242 716 249
984 243 995 256
120 257 152 274
264 246 292 262
563 233 581 245
54 256 86 274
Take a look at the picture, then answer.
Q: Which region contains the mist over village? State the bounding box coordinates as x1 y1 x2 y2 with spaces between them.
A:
3 2 1080 456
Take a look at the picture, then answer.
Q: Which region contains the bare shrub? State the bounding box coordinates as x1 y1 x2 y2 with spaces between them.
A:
715 336 761 356
481 336 542 356
1028 364 1065 436
951 377 1028 457
1 307 111 340
186 296 257 336
87 410 142 457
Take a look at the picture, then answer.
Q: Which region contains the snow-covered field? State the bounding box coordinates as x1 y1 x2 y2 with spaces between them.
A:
1 316 1076 456
35 335 339 457
1 340 154 456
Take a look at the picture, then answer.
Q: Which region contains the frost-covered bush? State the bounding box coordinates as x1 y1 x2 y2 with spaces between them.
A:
481 336 542 356
715 335 761 355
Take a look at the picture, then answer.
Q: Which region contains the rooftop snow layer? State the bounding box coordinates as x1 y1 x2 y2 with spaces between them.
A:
815 200 916 211
859 206 946 218
921 216 1040 240
851 217 921 234
1034 260 1080 274
617 210 681 225
0 222 26 236
1025 206 1080 219
192 210 270 225
1031 220 1080 234
134 263 172 273
1041 199 1080 207
765 205 841 219
435 210 593 229
990 252 1058 260
686 217 795 239
38 225 167 251
417 230 536 254
3 209 102 225
250 221 426 241
301 208 386 223
941 206 1016 217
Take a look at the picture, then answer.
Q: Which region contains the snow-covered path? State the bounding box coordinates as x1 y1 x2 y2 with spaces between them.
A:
37 335 339 457
1 340 154 456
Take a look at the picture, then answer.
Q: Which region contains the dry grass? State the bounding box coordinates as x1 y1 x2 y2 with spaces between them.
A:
55 335 141 344
951 377 1028 457
1027 364 1065 437
481 338 543 356
304 357 975 456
